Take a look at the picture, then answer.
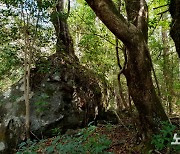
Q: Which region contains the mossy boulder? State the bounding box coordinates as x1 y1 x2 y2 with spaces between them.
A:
0 53 102 153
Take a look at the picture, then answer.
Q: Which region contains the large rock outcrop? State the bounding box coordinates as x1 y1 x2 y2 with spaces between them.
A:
0 53 102 153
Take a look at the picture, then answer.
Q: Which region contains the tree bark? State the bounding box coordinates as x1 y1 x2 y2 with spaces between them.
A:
162 26 173 115
85 0 168 137
115 37 128 110
50 0 76 57
169 0 180 57
21 4 31 139
117 76 128 109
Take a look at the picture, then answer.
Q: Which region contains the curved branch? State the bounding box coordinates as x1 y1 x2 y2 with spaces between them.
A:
116 37 122 70
116 38 128 109
85 0 140 47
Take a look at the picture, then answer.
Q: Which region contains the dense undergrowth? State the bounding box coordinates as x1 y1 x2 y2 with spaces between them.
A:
16 119 180 154
16 125 112 154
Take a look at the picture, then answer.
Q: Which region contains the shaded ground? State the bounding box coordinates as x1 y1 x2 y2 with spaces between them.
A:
16 116 142 153
97 124 139 153
16 115 180 154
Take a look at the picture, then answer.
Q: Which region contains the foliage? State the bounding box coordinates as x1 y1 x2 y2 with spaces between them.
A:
148 0 180 114
51 127 61 136
17 126 112 154
0 4 23 83
69 1 119 79
0 0 55 91
151 121 180 152
0 0 179 153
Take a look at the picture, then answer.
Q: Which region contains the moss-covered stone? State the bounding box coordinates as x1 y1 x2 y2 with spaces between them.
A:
0 53 102 153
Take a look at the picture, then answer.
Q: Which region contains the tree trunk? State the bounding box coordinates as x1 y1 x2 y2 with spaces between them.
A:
85 0 168 138
47 0 101 126
169 0 180 57
24 31 30 139
117 76 128 109
50 0 76 57
162 27 173 115
115 37 128 110
114 86 123 110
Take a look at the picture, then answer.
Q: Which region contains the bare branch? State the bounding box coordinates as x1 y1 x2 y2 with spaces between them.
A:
116 37 122 70
157 10 169 15
67 0 70 18
153 4 169 10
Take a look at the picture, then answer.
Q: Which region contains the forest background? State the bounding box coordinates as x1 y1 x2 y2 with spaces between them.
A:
0 0 179 153
0 0 179 115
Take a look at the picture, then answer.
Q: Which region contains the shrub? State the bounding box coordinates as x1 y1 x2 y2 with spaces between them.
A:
151 121 180 152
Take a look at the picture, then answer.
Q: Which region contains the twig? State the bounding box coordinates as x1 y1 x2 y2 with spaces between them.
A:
154 150 162 154
113 110 129 131
157 10 169 15
79 32 123 50
76 14 124 50
30 131 40 141
115 1 128 110
153 4 169 10
67 0 70 17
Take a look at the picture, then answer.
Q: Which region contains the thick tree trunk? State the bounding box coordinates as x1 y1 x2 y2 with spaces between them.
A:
169 0 180 57
124 43 168 135
50 0 76 57
85 0 168 138
124 0 168 136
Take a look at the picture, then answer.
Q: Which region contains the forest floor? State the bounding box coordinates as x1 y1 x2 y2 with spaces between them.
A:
96 118 141 154
17 115 180 154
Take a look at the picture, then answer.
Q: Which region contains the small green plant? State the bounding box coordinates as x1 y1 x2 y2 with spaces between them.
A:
17 139 38 154
151 121 180 152
55 126 112 154
105 123 114 131
51 127 61 136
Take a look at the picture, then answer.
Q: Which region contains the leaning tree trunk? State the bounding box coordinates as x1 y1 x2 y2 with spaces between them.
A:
85 0 168 138
124 0 168 136
169 0 180 58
